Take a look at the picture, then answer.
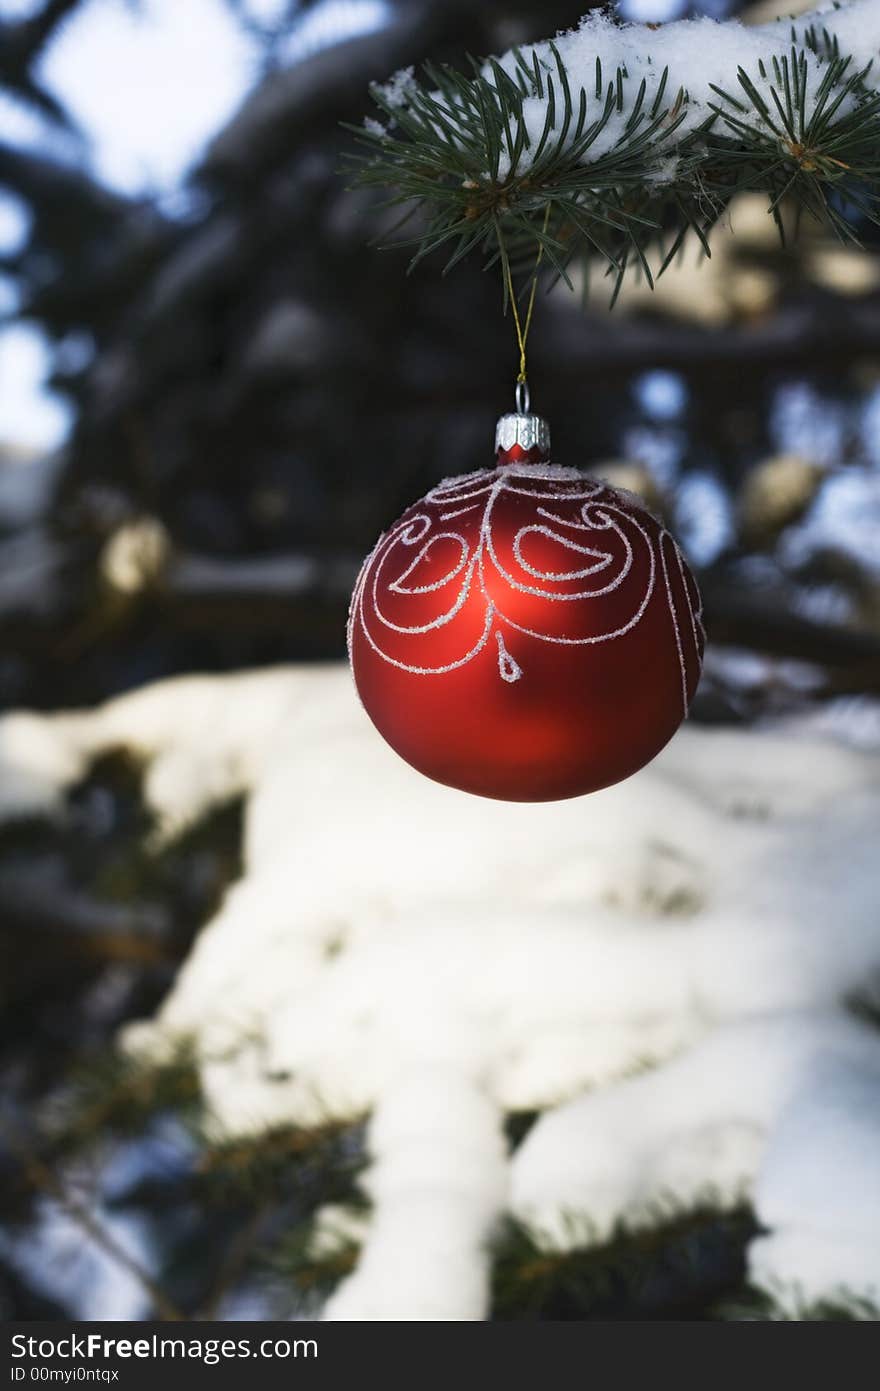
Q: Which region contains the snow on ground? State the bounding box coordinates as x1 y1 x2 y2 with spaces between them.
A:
376 0 880 182
0 663 878 1318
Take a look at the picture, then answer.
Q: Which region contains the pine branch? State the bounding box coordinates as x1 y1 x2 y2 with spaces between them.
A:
347 2 880 299
718 1285 880 1321
269 1219 362 1303
490 1202 759 1320
195 1119 365 1206
5 1123 185 1322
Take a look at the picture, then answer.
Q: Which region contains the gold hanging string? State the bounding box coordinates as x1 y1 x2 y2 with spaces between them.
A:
502 207 551 389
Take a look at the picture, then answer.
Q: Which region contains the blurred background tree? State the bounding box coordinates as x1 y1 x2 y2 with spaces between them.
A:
1 0 879 1321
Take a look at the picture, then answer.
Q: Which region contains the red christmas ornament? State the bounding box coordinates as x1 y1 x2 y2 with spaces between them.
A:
348 404 704 802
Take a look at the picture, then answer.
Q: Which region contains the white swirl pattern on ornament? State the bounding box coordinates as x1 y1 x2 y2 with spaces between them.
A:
349 469 704 714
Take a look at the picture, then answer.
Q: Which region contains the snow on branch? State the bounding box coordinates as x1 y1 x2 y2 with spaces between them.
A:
351 1 880 298
1 666 879 1318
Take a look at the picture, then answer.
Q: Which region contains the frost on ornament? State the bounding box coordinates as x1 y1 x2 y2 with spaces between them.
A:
348 450 704 802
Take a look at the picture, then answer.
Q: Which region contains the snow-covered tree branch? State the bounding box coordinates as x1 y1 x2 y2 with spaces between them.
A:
352 0 880 299
2 665 879 1319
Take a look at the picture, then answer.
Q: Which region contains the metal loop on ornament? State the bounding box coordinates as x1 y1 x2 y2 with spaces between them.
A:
515 380 530 416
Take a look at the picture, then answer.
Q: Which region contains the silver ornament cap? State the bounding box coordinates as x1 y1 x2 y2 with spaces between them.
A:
494 381 551 463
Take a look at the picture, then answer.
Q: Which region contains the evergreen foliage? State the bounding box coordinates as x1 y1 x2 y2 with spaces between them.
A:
350 9 880 302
